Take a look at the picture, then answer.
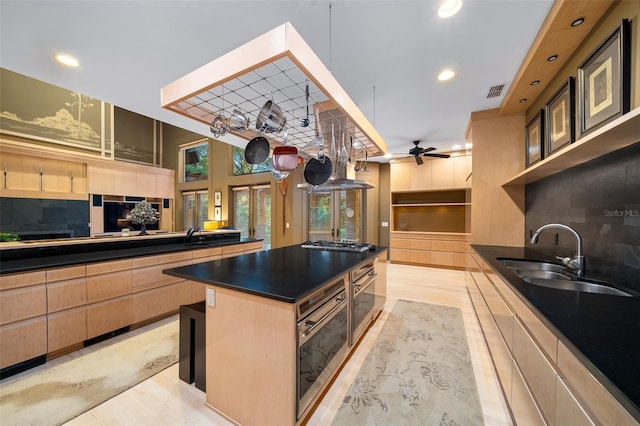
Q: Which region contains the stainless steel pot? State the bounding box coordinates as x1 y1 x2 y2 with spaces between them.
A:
256 100 287 133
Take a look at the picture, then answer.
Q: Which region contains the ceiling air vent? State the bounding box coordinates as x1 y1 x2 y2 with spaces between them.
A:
486 83 506 99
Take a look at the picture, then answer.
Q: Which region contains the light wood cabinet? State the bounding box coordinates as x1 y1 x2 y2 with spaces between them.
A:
47 307 87 352
0 317 47 369
390 232 468 269
87 295 133 339
410 161 432 191
156 173 175 199
0 271 48 369
466 248 635 426
87 165 116 195
0 241 263 371
390 161 412 192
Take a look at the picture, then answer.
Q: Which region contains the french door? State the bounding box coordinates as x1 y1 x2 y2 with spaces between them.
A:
183 190 208 230
233 185 271 248
307 190 363 242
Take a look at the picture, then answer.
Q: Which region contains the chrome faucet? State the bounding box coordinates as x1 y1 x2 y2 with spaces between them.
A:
185 227 200 243
530 223 584 277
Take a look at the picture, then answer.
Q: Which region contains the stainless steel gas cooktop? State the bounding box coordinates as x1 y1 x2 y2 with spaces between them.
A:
301 240 375 253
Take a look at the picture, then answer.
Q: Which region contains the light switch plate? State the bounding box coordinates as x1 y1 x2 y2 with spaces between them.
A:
381 221 389 227
207 288 216 307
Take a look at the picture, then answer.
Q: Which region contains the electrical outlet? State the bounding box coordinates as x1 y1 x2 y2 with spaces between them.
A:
207 288 216 307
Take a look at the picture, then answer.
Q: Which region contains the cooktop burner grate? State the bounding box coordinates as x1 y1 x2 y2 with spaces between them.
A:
301 240 374 253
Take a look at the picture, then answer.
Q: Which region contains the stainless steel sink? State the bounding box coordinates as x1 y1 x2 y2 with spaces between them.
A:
522 278 634 297
510 269 572 280
499 258 567 273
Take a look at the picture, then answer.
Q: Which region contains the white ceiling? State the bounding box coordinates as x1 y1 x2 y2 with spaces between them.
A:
0 0 553 161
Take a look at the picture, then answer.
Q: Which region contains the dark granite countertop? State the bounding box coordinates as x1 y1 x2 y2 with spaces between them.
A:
0 236 261 274
163 244 386 303
473 245 640 421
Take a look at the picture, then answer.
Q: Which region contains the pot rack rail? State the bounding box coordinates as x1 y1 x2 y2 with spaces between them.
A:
161 22 387 159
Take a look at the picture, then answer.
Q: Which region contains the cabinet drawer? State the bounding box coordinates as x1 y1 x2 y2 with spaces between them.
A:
47 278 87 313
430 251 454 266
557 341 637 425
0 316 47 369
555 376 595 426
390 248 412 263
511 358 546 426
222 244 246 256
192 246 223 259
0 285 47 325
242 241 264 252
46 265 85 283
513 318 557 423
86 270 132 303
132 251 192 268
472 268 514 349
132 260 191 292
86 259 132 276
486 266 558 361
47 306 87 352
431 240 457 252
0 270 46 291
131 281 191 323
86 296 133 339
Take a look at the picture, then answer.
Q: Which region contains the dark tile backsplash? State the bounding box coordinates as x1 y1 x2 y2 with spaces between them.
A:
0 198 89 239
525 142 640 292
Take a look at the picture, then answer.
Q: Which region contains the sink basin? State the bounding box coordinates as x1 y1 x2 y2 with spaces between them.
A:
523 278 634 297
510 269 572 280
499 258 567 274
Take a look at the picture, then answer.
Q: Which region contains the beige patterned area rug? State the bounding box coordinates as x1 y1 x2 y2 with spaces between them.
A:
332 300 484 426
0 317 178 426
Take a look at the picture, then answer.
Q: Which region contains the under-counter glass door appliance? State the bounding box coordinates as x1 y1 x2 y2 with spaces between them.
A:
350 261 377 345
296 277 349 419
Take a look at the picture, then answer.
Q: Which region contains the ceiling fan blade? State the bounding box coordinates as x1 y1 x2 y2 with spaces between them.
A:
414 155 423 165
422 147 436 153
423 153 451 158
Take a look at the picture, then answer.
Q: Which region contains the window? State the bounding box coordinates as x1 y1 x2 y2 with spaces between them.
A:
233 185 271 249
307 190 363 242
233 146 272 175
181 141 209 182
183 190 209 230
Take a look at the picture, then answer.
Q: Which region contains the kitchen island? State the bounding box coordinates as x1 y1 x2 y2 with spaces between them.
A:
164 244 387 426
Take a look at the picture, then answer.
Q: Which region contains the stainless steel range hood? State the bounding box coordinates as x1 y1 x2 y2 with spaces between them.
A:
297 159 374 192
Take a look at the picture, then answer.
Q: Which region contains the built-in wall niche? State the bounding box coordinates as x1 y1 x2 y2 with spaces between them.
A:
391 189 469 233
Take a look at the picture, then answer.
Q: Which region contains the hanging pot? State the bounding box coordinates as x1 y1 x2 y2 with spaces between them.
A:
256 100 287 133
210 115 228 138
229 109 250 132
272 146 299 172
244 136 270 164
304 157 333 186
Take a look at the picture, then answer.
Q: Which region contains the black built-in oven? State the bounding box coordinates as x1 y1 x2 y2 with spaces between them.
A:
350 260 377 346
296 276 349 419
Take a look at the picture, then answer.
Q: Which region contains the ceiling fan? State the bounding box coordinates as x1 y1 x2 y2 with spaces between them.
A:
408 140 450 165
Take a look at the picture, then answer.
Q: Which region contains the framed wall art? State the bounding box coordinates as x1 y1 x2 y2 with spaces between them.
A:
577 19 630 137
545 77 575 157
525 110 544 167
214 191 222 207
214 206 222 221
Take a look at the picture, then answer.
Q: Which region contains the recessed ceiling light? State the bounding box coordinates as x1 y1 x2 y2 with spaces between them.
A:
547 55 558 62
384 153 393 159
438 69 456 81
452 144 462 150
519 98 527 103
55 53 79 67
465 142 473 149
571 18 585 27
438 0 462 18
530 80 540 86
